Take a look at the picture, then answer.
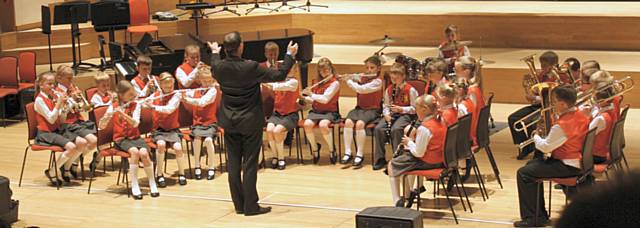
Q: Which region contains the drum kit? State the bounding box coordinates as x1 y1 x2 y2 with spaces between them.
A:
368 35 495 80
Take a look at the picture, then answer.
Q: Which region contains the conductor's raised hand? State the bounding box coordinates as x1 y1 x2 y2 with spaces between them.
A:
208 41 221 54
287 41 299 56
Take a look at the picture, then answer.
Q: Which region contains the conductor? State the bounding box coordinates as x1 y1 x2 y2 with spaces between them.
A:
207 32 298 216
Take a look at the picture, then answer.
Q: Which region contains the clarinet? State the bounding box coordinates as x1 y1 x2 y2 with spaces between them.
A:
385 86 398 144
393 120 417 158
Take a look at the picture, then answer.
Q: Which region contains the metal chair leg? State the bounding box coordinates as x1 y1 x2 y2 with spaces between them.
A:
456 170 473 213
440 176 458 224
18 147 29 187
485 146 503 188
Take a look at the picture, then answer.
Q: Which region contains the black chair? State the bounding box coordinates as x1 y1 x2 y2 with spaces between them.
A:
474 105 502 188
457 114 488 201
486 92 496 129
618 105 630 171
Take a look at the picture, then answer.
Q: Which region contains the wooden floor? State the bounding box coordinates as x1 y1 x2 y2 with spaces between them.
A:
2 99 638 227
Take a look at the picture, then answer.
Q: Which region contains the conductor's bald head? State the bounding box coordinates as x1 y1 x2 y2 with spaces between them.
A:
223 31 243 57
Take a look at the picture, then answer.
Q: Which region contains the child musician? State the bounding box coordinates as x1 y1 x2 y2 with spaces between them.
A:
90 71 116 107
454 56 483 145
387 95 446 207
438 25 471 71
131 55 159 98
145 73 187 187
340 56 384 167
587 90 616 164
99 80 159 200
263 64 300 170
373 63 419 170
508 51 559 160
55 65 96 181
176 45 203 89
260 41 280 69
589 70 620 121
34 72 81 185
182 67 220 180
435 83 462 126
424 59 449 96
301 57 341 165
514 86 590 227
579 60 600 92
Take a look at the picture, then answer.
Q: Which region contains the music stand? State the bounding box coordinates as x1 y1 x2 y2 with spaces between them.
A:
205 0 240 16
91 0 130 43
54 1 97 72
291 0 328 12
246 0 274 15
270 0 294 13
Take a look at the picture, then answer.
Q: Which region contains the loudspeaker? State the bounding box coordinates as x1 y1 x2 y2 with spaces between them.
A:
41 5 51 35
0 176 18 225
356 206 423 228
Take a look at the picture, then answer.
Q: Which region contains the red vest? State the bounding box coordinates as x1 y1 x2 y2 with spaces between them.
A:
593 111 613 158
132 76 147 89
112 102 141 141
356 77 383 110
36 93 61 132
462 97 478 143
420 118 447 165
440 106 458 127
469 85 485 111
152 92 180 130
312 78 340 113
177 63 200 89
552 110 589 160
95 92 111 104
274 80 300 115
387 83 413 107
612 96 621 121
55 85 84 124
193 89 221 126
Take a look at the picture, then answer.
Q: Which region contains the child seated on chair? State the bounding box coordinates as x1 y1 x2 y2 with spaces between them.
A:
90 71 116 107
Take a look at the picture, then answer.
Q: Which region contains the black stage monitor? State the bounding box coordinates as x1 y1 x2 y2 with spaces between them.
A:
53 1 91 25
91 0 130 27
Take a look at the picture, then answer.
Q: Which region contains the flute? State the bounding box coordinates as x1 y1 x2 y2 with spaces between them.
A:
121 86 216 108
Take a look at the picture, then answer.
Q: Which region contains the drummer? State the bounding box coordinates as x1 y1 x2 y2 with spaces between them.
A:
438 25 471 72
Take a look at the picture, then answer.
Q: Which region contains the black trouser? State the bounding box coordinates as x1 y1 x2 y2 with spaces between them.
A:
508 104 541 156
516 158 583 221
225 129 262 213
374 115 414 164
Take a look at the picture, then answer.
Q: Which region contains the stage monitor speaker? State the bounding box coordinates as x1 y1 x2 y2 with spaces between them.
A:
0 176 18 225
356 206 423 228
41 5 51 35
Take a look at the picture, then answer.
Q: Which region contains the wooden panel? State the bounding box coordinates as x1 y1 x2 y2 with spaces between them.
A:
0 0 16 32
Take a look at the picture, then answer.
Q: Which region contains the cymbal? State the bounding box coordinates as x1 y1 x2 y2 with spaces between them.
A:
376 52 403 64
478 59 496 65
382 52 403 59
369 35 402 45
439 40 473 51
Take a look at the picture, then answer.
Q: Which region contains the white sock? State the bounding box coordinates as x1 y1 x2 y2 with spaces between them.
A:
143 166 158 194
130 164 141 196
404 175 415 196
305 130 318 151
156 151 165 176
276 141 285 160
193 138 202 168
322 131 334 152
65 149 83 170
343 128 353 156
176 154 186 176
204 138 215 169
355 129 366 157
390 176 401 203
56 153 71 171
268 139 277 158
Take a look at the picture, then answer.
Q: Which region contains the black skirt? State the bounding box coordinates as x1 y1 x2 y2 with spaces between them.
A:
62 120 96 139
346 108 380 124
190 124 219 138
115 138 149 152
307 111 341 123
151 128 182 144
389 152 444 177
267 112 299 131
35 130 71 148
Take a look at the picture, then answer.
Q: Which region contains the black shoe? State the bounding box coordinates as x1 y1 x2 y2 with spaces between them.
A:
89 154 98 173
59 167 71 183
178 175 187 185
340 154 352 164
132 194 143 200
207 169 215 180
394 198 406 207
270 157 279 169
44 169 63 186
69 163 79 179
405 186 426 208
277 160 286 170
150 192 160 198
157 176 167 188
329 151 338 164
352 155 364 167
517 152 529 160
194 168 202 180
312 144 322 164
245 206 272 216
513 219 550 227
235 210 244 215
373 159 387 171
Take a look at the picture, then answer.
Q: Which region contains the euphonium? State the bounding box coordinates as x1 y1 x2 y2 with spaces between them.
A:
521 54 540 97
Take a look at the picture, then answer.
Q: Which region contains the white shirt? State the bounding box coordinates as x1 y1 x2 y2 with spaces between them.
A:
406 115 435 158
184 86 218 107
268 78 298 92
438 46 471 64
152 92 181 114
457 103 469 116
533 124 580 168
131 74 159 97
34 91 66 125
346 78 382 94
306 80 340 104
589 104 614 135
382 83 419 116
99 101 142 130
90 92 112 107
176 65 199 88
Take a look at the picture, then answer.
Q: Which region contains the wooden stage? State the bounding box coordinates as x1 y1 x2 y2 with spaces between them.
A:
2 100 639 227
